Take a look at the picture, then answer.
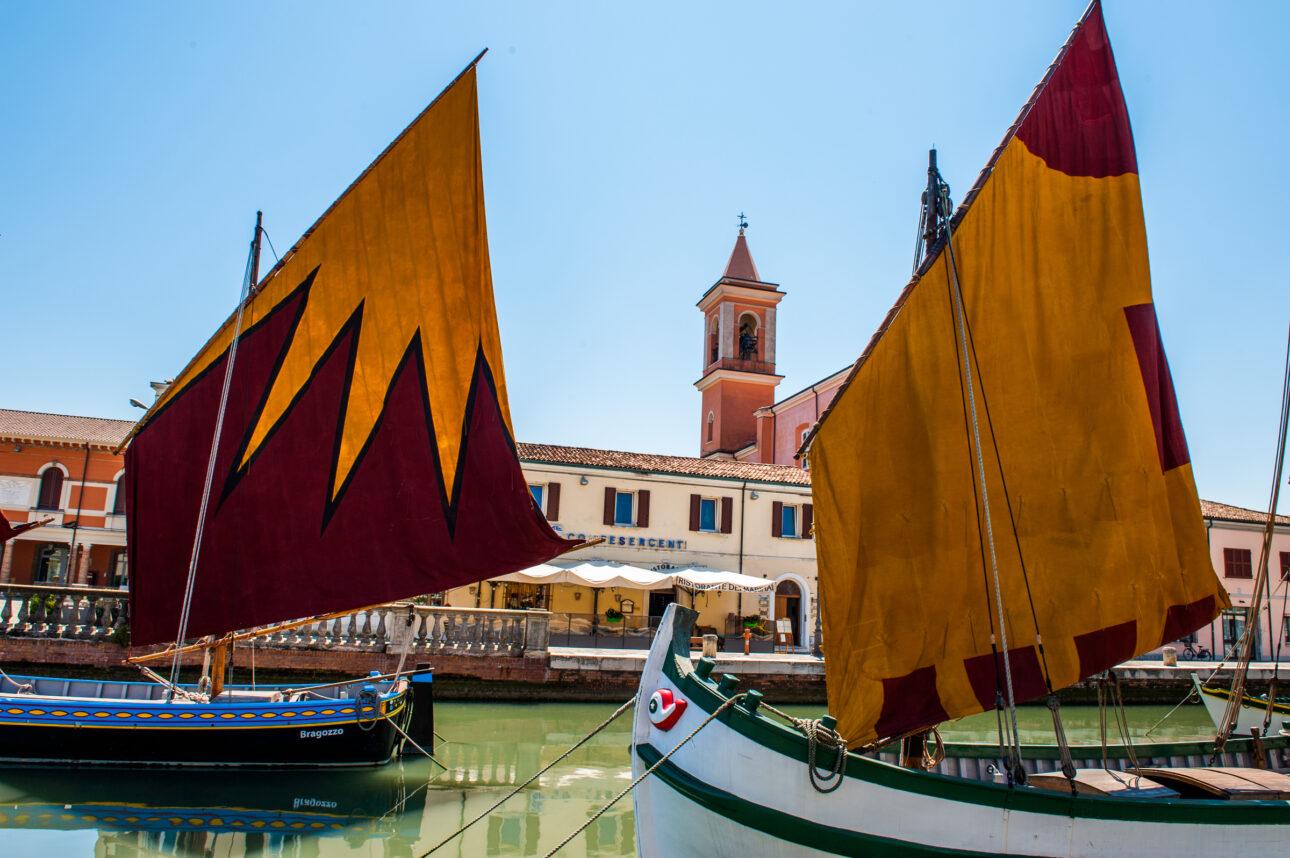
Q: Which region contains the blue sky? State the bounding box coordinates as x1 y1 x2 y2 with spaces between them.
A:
2 2 1286 510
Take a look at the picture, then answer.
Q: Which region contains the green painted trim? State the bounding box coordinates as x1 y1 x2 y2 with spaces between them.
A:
636 742 985 857
654 606 1290 825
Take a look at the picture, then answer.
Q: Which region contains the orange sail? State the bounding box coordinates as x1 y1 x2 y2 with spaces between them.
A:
125 59 579 647
809 3 1228 747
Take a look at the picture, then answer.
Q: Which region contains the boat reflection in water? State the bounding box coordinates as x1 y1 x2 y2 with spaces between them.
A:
0 764 427 856
0 701 637 857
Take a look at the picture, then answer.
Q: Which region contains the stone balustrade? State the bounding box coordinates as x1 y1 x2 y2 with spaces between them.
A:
0 589 551 658
0 583 129 641
250 605 550 657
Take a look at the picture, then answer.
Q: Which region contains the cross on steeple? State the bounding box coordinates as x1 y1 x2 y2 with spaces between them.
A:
737 212 748 232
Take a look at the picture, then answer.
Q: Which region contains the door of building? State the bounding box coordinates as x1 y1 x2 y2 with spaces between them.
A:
774 579 801 647
648 591 676 618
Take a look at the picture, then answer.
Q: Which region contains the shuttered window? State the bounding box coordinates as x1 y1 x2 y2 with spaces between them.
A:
529 484 544 510
36 468 63 511
1280 550 1290 581
545 482 560 521
699 498 717 532
605 487 649 527
1223 548 1252 579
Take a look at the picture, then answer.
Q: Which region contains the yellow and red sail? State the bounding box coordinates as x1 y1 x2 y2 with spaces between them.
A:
810 3 1228 747
125 60 579 647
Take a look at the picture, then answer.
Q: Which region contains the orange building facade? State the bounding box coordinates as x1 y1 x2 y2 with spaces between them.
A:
0 410 134 587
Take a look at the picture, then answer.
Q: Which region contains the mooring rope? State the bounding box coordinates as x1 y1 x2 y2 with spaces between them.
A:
420 696 636 857
541 693 746 858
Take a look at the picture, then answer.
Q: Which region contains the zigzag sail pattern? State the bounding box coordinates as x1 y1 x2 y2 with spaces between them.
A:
809 4 1229 747
125 62 578 647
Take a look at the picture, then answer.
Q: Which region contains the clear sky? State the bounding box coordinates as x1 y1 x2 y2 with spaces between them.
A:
3 2 1286 510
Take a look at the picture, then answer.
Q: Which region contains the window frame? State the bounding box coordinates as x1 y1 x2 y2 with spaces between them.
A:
698 497 718 533
35 467 64 511
613 490 636 527
529 483 545 510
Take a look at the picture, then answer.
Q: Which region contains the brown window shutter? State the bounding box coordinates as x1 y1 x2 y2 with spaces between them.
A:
546 482 561 521
720 497 733 534
803 503 813 538
772 501 783 537
689 495 701 531
637 490 651 527
603 487 616 526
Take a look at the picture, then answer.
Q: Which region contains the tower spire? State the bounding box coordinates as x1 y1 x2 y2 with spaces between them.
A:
722 216 760 282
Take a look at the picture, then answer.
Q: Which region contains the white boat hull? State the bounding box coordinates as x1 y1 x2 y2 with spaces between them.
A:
631 606 1290 857
1196 676 1290 738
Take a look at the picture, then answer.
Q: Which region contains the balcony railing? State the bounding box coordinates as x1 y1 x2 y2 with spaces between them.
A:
705 357 776 375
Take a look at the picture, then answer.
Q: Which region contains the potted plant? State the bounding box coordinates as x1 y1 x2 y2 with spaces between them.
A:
605 607 624 624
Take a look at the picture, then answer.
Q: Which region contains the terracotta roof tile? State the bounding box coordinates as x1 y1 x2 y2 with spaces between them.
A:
0 408 135 449
518 442 810 486
1199 499 1289 526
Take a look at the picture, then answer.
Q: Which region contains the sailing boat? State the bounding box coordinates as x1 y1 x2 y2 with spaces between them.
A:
631 3 1290 853
0 51 581 768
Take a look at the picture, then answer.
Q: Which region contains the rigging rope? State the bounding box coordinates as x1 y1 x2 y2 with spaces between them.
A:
1216 320 1289 749
420 696 636 857
541 694 746 858
943 222 1025 784
167 233 258 691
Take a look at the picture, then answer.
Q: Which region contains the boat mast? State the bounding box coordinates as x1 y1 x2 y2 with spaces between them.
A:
899 150 950 770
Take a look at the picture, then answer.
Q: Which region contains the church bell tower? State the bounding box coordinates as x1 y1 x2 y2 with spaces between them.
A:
696 218 784 459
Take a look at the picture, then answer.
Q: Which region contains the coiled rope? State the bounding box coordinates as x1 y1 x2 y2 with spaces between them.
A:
421 696 636 857
757 701 850 793
541 693 747 857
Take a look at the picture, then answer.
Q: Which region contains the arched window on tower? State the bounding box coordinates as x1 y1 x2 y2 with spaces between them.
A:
706 411 715 443
738 313 759 361
36 467 64 511
708 317 719 365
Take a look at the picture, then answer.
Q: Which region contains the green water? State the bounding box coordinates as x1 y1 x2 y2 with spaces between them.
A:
0 701 1219 857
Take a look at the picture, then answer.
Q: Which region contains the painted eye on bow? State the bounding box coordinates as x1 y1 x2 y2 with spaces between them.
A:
647 688 687 731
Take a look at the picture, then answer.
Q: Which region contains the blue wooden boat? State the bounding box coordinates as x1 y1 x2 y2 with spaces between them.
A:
0 670 432 768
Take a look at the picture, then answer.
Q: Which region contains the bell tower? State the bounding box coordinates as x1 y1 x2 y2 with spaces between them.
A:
696 218 784 459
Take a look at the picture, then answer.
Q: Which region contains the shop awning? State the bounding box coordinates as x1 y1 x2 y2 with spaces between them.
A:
667 566 777 593
492 560 675 591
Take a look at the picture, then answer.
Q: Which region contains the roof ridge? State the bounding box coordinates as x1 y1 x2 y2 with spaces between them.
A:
0 407 136 425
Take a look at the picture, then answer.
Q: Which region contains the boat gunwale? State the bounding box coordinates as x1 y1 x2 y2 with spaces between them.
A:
653 606 1290 825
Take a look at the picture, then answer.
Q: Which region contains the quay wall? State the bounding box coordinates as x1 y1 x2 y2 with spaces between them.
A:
0 636 1282 705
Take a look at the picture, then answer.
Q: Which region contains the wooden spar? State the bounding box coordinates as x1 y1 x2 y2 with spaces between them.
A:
248 210 264 295
209 640 229 698
111 48 491 456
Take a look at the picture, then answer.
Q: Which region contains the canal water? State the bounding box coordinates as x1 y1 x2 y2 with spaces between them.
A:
0 700 1217 857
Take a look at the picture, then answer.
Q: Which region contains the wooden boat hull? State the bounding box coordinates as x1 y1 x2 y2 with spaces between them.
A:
631 606 1290 857
1196 676 1290 737
0 673 423 768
